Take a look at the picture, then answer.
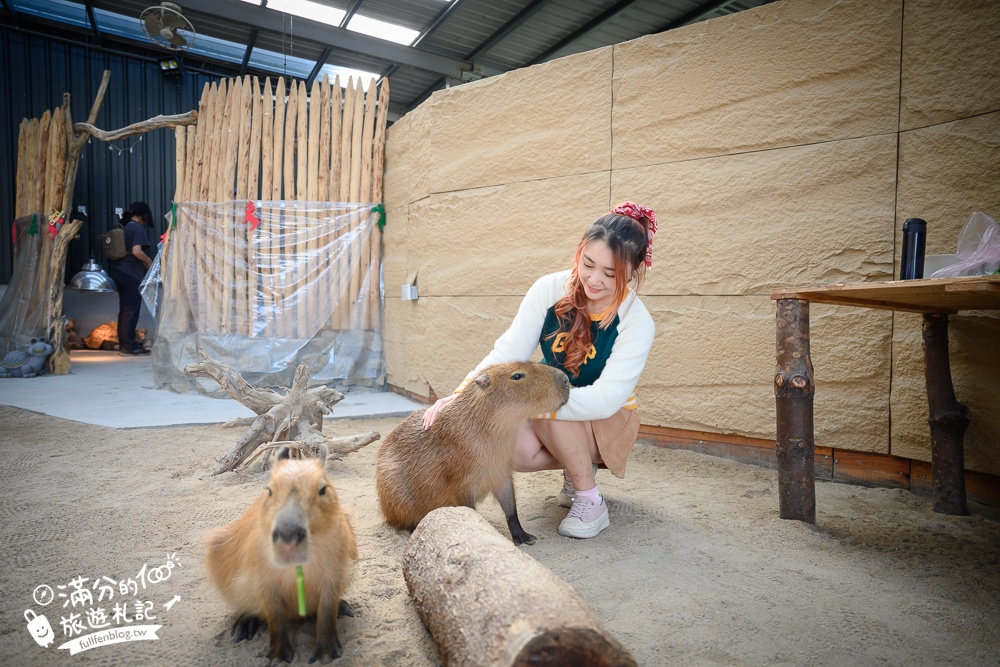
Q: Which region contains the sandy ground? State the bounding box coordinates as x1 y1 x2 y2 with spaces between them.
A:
1 404 998 667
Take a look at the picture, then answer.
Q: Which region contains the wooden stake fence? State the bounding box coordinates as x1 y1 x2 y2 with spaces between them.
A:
164 75 389 343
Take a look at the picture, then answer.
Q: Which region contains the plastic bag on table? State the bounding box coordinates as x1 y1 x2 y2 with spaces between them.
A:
930 212 1000 278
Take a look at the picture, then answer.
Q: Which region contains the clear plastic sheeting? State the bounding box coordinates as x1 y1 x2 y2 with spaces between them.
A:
929 211 1000 278
0 213 53 356
153 201 384 396
140 241 164 318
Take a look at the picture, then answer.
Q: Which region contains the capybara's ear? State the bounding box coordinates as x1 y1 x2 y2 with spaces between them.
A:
276 446 292 462
475 373 491 390
316 444 329 465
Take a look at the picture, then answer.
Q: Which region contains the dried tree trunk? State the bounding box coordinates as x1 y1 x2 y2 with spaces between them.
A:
774 298 815 523
402 506 638 667
39 71 197 374
921 313 970 515
45 72 111 374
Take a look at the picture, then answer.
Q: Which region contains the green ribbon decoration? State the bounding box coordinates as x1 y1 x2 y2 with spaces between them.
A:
28 213 38 236
171 202 178 230
371 203 386 230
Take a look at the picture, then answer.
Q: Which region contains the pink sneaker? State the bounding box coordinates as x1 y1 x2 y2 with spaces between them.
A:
558 496 610 538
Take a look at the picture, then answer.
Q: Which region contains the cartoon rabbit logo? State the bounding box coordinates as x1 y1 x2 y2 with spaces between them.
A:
24 609 54 648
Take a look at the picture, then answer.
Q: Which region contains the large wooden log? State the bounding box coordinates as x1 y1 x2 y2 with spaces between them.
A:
774 298 815 522
922 313 970 515
402 506 638 667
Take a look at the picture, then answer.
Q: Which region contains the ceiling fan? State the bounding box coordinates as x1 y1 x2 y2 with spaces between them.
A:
139 2 196 51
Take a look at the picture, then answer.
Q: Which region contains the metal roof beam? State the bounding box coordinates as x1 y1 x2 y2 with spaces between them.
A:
173 0 472 78
1 0 19 26
85 0 102 42
305 46 332 87
654 0 768 32
413 0 470 48
340 0 365 29
379 0 470 87
238 28 258 76
407 0 556 112
466 0 555 61
530 0 643 65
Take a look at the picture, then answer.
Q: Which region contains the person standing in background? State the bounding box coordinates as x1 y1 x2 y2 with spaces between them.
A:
108 201 154 356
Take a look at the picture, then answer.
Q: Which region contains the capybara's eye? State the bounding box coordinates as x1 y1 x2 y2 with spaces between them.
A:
266 487 273 497
511 372 525 380
319 485 328 496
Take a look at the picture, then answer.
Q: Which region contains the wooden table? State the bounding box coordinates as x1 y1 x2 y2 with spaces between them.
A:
771 275 1000 522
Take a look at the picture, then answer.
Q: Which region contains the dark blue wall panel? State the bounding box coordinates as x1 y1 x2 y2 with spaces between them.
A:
0 27 240 283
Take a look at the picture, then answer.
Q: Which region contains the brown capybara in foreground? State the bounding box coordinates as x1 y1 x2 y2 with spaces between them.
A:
205 445 358 663
376 361 570 545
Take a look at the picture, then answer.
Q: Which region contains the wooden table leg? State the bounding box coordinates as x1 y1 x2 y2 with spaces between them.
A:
921 313 970 515
775 298 816 522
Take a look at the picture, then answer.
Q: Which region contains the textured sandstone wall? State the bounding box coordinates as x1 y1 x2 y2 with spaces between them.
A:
382 0 1000 475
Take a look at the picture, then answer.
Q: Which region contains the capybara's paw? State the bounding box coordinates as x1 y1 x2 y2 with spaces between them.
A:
231 614 263 642
267 636 295 664
337 600 354 618
512 529 537 546
309 633 343 663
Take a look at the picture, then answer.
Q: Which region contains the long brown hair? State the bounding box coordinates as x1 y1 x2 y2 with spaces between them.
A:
550 212 653 377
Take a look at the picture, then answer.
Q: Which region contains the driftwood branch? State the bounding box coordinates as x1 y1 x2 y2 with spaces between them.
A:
74 111 198 142
183 350 379 475
183 346 283 414
243 432 381 469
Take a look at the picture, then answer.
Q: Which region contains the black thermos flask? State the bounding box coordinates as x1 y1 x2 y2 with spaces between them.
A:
899 217 927 280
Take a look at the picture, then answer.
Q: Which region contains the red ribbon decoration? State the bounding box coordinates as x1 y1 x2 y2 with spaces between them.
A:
611 201 658 268
45 213 65 241
242 201 260 230
11 224 16 246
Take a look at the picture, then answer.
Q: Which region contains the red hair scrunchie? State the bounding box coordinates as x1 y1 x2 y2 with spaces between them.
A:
612 201 658 267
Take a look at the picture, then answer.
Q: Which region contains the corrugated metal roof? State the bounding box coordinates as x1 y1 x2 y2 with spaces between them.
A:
4 0 777 116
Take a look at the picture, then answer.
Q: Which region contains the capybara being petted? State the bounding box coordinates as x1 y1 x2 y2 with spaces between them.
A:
376 361 570 545
205 445 358 663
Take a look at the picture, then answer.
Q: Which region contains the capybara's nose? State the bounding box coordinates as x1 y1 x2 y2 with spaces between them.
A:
272 524 307 545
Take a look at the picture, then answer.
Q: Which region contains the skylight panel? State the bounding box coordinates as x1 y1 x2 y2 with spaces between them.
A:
256 0 347 27
347 15 420 46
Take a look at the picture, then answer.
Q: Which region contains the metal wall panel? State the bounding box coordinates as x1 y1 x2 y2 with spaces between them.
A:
0 27 237 284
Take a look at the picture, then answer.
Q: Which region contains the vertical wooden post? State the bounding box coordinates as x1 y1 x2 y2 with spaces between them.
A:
335 79 356 330
234 76 254 336
295 80 310 336
247 76 263 336
269 77 286 337
306 78 322 335
774 298 815 523
367 79 389 330
281 80 298 338
317 74 332 330
921 313 970 515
